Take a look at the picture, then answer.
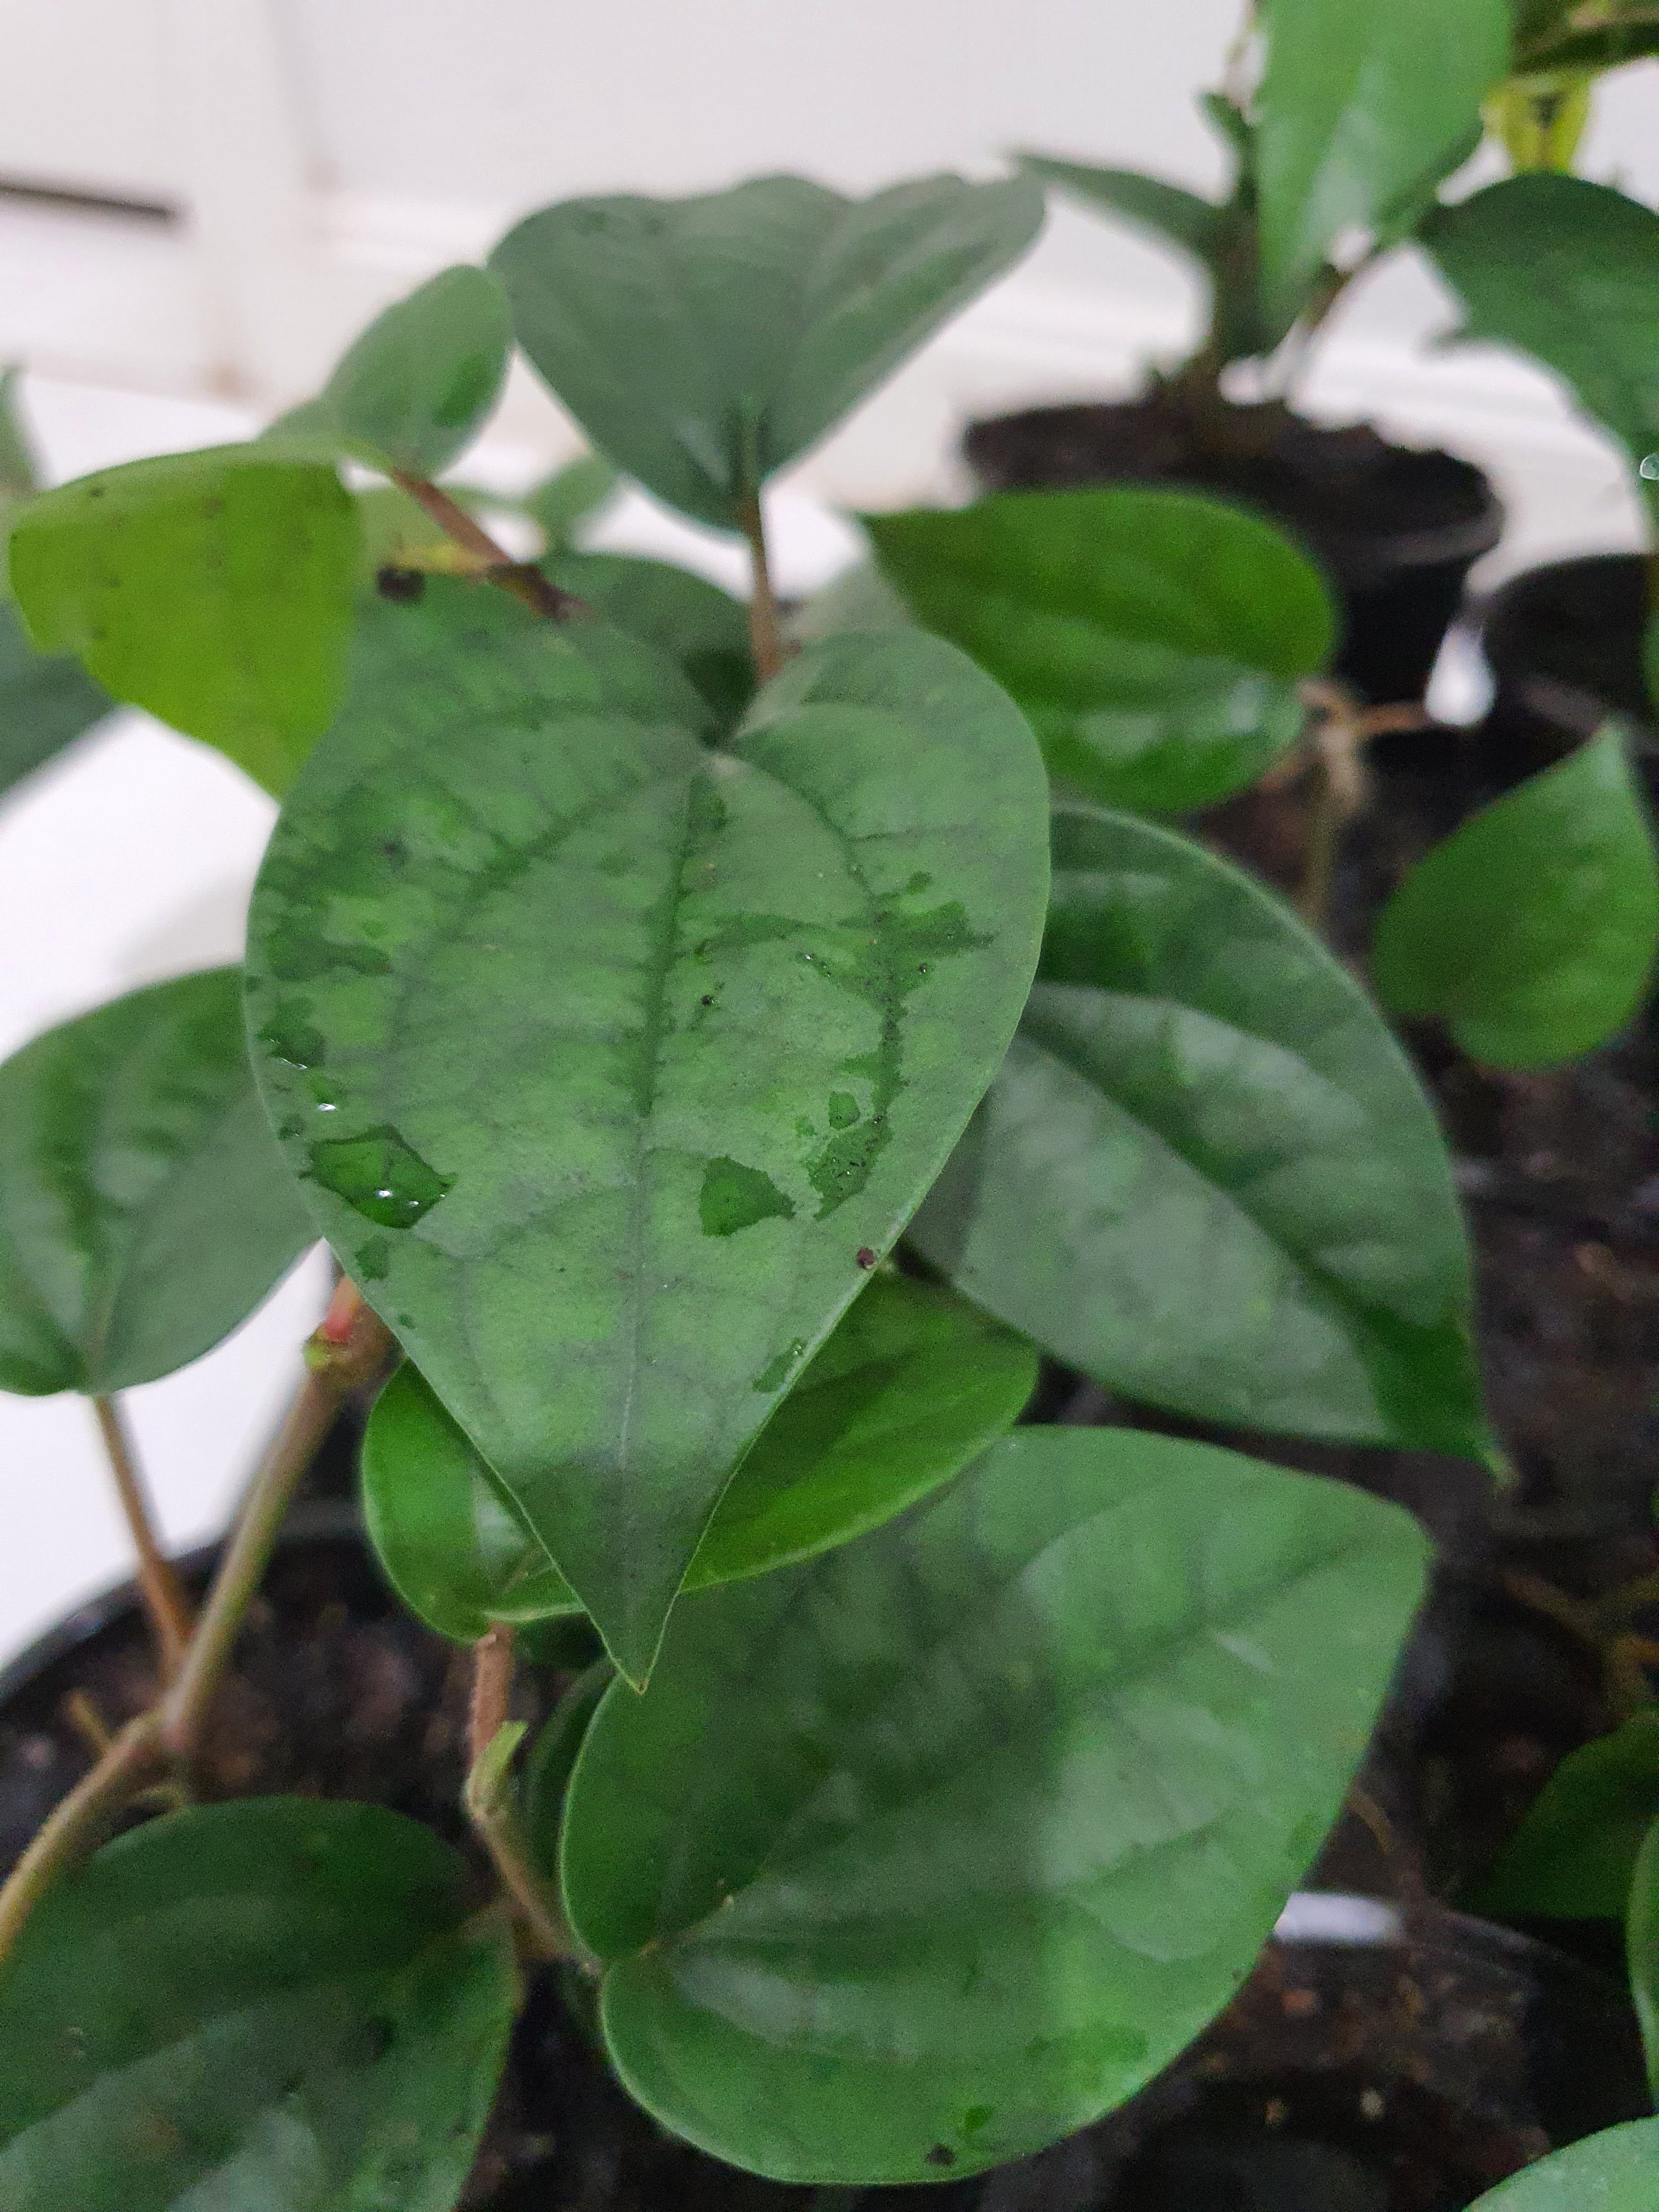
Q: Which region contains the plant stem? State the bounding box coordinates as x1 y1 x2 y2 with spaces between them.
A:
0 1713 164 1970
469 1623 516 1768
389 470 585 622
738 492 787 684
464 1651 580 1962
0 1282 393 1967
159 1280 393 1766
91 1396 193 1679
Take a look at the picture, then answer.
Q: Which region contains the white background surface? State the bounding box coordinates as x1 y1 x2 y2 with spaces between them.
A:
0 7 1655 1663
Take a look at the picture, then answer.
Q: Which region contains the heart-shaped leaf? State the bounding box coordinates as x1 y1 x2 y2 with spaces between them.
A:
1475 1712 1659 1922
552 1426 1427 2185
1256 0 1508 337
267 266 513 480
363 1273 1038 1641
545 551 754 730
911 803 1488 1458
866 489 1334 813
1459 2123 1659 2210
0 968 318 1397
490 173 1045 530
1424 176 1659 523
0 596 110 802
245 580 1048 1680
1372 728 1659 1066
8 447 359 794
0 1798 516 2209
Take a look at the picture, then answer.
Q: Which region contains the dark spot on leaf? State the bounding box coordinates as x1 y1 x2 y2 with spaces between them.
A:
856 1247 877 1269
259 1000 325 1070
357 2015 397 2064
357 1234 391 1282
963 2106 992 2135
926 2145 957 2169
308 1125 453 1229
376 565 427 602
700 994 714 1007
699 1156 795 1236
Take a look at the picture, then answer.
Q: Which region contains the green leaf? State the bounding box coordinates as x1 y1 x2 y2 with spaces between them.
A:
245 580 1048 1682
362 1363 580 1641
1017 154 1228 270
1459 2122 1659 2210
491 173 1045 530
545 550 754 730
364 1274 1036 1641
8 447 358 795
0 968 318 1397
0 365 40 505
1423 175 1659 521
0 596 110 801
1475 1712 1659 1920
555 1426 1429 2186
790 561 916 644
525 453 619 546
911 803 1488 1457
266 266 512 479
1256 0 1509 336
687 1271 1038 1588
866 488 1334 814
0 1798 515 2210
524 1657 616 1857
1629 1817 1659 2098
1372 728 1659 1067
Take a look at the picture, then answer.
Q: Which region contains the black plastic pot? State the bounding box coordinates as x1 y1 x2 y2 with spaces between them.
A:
964 399 1503 709
1476 552 1655 788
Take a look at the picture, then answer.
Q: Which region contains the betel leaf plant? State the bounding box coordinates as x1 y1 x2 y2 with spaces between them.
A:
0 140 1644 2210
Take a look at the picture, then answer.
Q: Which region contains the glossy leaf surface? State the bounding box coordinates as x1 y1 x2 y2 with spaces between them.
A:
267 265 512 478
0 596 110 800
548 551 754 729
363 1362 579 1640
557 1427 1428 2185
9 446 358 794
1256 0 1508 335
1460 2123 1659 2209
1424 176 1659 520
0 969 317 1397
246 582 1048 1680
1372 729 1659 1067
1476 1712 1659 1921
911 804 1487 1457
492 173 1044 529
363 1243 1037 1640
866 488 1334 813
0 1798 516 2210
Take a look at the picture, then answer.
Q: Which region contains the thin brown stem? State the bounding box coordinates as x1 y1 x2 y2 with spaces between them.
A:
388 470 585 621
469 1623 516 1768
92 1396 193 1679
159 1281 393 1767
0 1714 165 1970
738 493 787 684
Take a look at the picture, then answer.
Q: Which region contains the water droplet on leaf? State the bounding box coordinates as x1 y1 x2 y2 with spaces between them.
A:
308 1124 453 1228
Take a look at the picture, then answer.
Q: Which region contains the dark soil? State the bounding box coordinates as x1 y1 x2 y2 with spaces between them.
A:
3 705 1657 2206
1475 554 1655 789
963 394 1502 707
